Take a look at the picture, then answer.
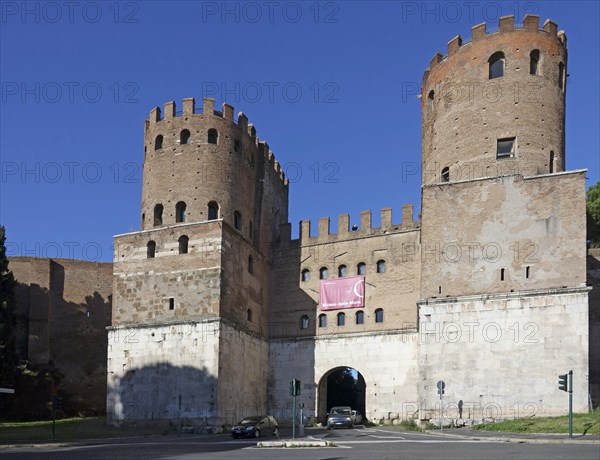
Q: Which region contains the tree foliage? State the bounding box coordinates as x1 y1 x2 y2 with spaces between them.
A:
587 182 600 248
0 226 18 388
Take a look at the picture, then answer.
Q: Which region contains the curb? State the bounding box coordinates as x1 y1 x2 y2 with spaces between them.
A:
257 437 334 448
423 430 600 445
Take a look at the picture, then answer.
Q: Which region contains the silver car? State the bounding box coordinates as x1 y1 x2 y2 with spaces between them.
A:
327 406 354 429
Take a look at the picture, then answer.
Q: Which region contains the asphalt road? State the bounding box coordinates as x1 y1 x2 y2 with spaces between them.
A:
2 427 599 460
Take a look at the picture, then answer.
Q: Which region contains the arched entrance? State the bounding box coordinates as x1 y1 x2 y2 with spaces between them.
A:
317 366 366 424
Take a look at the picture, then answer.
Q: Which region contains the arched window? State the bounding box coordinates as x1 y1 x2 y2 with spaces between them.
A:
441 167 450 182
207 202 219 220
147 241 156 258
375 308 384 323
357 263 366 275
301 269 310 282
178 235 188 254
427 90 435 107
248 255 254 274
338 265 347 277
247 308 252 322
488 52 505 79
300 315 309 330
558 62 565 90
318 314 327 328
355 310 364 325
337 312 346 326
207 128 218 144
234 211 242 231
175 201 187 223
319 267 329 280
154 135 163 150
376 260 386 274
530 50 540 75
153 204 163 226
180 129 191 145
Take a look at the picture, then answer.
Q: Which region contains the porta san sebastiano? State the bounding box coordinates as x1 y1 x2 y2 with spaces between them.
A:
7 15 600 428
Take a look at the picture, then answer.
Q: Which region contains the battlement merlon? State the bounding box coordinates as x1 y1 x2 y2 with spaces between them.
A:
423 15 567 76
144 97 263 135
298 205 417 242
143 97 287 187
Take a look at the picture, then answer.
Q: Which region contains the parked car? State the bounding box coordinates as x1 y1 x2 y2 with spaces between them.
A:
231 415 279 438
351 410 363 425
327 406 354 429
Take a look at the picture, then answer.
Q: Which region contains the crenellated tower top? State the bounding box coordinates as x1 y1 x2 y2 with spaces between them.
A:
140 97 289 251
420 15 567 185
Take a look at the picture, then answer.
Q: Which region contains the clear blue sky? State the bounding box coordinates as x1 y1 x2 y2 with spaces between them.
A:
1 0 599 262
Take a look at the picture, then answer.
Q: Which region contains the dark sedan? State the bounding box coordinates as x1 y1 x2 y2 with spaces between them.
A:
231 415 279 439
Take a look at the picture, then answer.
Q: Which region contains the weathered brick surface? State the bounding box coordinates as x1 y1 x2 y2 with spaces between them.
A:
422 15 567 184
9 257 112 415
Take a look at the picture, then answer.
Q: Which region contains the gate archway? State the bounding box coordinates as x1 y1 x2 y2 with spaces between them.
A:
317 366 366 424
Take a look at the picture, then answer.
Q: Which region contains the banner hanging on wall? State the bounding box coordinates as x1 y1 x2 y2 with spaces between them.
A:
319 275 365 310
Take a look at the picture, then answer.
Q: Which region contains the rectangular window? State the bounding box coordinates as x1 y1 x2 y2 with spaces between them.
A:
497 137 516 159
169 298 175 310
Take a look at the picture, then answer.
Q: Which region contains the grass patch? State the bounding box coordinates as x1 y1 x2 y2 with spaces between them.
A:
0 417 165 443
473 409 600 434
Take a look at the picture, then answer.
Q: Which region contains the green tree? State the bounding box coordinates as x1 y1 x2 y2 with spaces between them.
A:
0 226 17 388
588 182 600 248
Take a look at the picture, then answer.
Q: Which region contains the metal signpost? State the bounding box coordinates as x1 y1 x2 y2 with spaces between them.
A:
558 370 573 439
437 380 445 431
289 378 301 439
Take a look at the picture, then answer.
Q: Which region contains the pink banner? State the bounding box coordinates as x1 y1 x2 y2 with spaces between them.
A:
319 275 365 310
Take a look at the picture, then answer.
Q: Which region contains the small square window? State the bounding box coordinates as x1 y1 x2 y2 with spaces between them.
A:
497 138 516 159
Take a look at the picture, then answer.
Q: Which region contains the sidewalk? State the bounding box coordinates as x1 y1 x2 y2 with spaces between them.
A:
424 427 600 445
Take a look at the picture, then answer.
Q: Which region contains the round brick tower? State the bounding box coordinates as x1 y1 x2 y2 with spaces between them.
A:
140 97 288 249
421 15 567 185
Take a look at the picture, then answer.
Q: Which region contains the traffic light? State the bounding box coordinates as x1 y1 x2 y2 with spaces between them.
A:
289 378 301 396
558 374 568 392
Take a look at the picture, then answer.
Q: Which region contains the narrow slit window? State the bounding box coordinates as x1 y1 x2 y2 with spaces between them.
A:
180 129 191 145
147 241 156 258
300 315 309 330
320 267 329 280
247 308 252 322
154 135 163 150
234 211 242 231
530 50 540 75
178 235 189 254
301 269 310 282
355 310 364 325
175 201 187 223
441 167 450 182
488 52 505 79
207 128 218 144
169 298 175 310
248 255 253 274
525 266 530 279
208 202 219 220
318 314 327 328
549 151 555 173
558 62 565 91
501 268 505 281
154 204 163 226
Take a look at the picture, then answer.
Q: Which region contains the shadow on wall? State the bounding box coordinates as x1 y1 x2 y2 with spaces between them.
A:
4 275 111 421
107 363 223 433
